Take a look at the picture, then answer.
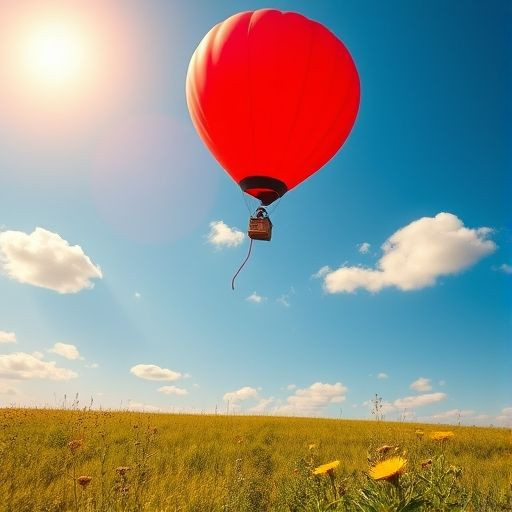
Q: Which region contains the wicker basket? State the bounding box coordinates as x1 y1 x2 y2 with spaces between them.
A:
248 217 272 241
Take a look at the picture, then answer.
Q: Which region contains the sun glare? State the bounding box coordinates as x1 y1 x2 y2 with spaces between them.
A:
22 22 87 87
0 2 146 140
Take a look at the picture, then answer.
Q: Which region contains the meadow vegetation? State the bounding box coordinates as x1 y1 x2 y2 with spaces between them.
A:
1 407 510 511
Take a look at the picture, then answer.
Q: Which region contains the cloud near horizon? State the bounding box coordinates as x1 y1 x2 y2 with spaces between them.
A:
0 383 18 395
223 386 258 404
275 382 347 416
318 213 496 293
221 382 348 417
430 409 475 419
0 228 102 293
128 402 163 413
496 407 512 424
394 392 446 409
157 385 188 396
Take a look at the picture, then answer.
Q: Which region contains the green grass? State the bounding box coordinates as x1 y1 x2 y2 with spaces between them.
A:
1 408 510 511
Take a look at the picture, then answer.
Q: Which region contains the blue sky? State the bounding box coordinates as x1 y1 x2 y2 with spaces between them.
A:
0 0 510 424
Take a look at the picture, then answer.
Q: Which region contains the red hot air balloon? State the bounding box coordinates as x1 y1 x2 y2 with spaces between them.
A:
186 9 360 209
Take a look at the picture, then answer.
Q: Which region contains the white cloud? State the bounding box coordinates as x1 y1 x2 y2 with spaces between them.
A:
275 382 347 416
286 384 297 391
499 263 512 274
472 414 490 421
438 380 446 386
377 372 388 380
277 295 290 307
277 286 295 307
130 364 181 381
417 410 493 425
134 292 141 299
496 406 512 424
223 386 258 403
246 292 265 303
207 221 244 248
394 392 446 409
85 363 99 369
358 242 371 254
320 213 496 293
0 331 16 344
249 397 275 413
0 352 77 380
363 399 396 416
0 383 18 395
157 385 188 396
410 377 432 392
0 227 102 293
128 401 163 413
48 342 82 360
431 409 475 419
312 265 331 279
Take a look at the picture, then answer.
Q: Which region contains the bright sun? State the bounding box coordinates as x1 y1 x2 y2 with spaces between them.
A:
20 21 89 88
0 3 143 137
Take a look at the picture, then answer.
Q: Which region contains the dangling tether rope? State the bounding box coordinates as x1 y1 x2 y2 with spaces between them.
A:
231 238 254 290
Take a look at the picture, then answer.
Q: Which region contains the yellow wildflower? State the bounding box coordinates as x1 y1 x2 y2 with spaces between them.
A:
312 460 340 475
430 431 454 441
369 456 407 481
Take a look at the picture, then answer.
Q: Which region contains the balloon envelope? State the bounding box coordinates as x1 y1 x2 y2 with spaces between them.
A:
186 9 360 205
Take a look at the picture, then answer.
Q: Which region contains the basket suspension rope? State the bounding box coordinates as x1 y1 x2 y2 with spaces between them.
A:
231 237 254 290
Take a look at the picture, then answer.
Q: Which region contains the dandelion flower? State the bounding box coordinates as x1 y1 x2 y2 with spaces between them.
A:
430 431 454 441
77 475 92 487
313 460 340 475
369 456 407 481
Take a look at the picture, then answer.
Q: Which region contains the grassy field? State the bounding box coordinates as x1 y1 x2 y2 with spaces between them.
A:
1 408 510 511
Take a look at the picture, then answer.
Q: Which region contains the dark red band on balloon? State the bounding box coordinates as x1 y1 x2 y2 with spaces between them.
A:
239 176 288 205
